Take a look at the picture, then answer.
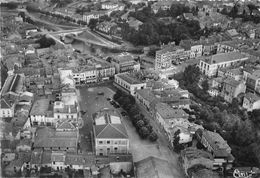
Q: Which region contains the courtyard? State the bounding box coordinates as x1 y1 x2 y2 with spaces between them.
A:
77 86 185 178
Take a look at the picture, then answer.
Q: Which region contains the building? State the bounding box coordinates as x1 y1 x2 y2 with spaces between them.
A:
0 74 24 100
242 92 260 111
135 156 177 178
33 127 78 152
29 99 54 126
93 109 129 156
195 129 234 169
180 147 214 176
155 45 188 70
198 52 248 77
221 78 246 103
0 98 15 118
112 54 140 74
72 67 97 85
95 63 115 81
101 2 119 10
245 69 260 94
53 101 78 121
217 67 243 81
114 73 146 96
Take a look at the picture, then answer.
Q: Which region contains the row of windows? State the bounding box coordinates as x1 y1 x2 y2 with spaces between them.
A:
98 140 127 145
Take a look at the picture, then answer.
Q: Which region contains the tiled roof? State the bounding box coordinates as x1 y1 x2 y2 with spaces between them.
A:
30 99 50 116
223 78 240 87
135 156 175 178
34 127 78 149
156 103 188 119
244 92 260 103
56 121 76 130
0 98 11 108
93 109 128 139
201 52 248 65
116 73 144 85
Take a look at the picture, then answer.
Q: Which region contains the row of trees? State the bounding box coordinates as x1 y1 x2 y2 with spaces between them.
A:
173 65 260 167
113 90 158 141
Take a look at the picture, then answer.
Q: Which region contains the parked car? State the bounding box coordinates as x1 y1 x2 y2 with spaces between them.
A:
106 98 111 101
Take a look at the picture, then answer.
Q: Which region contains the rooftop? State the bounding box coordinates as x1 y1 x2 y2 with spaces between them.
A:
93 109 128 139
135 156 176 178
201 52 248 65
116 73 144 85
244 92 260 103
223 77 240 87
0 98 12 109
34 127 78 149
156 103 188 119
156 45 184 56
136 89 157 103
30 99 50 116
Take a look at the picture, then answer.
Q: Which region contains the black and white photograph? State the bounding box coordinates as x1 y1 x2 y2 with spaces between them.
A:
0 0 260 177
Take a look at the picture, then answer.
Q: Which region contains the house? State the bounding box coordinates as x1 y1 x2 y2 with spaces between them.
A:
242 92 260 111
245 69 260 94
180 147 214 176
101 2 118 10
151 1 173 13
53 101 78 122
221 78 246 103
72 67 97 85
93 109 129 156
225 29 241 40
195 129 234 169
135 89 158 111
0 98 15 118
0 74 24 100
33 127 78 152
169 125 192 144
198 52 248 77
218 67 243 81
111 54 140 74
216 40 240 53
61 87 78 106
155 45 187 70
16 139 31 152
155 103 189 131
95 63 116 81
51 151 66 170
29 98 54 126
135 156 177 178
96 21 118 35
65 153 94 170
183 13 195 20
4 152 31 177
114 73 146 96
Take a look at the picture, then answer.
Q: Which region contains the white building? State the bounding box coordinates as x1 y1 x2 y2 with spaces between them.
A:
93 109 130 156
114 73 146 96
198 52 248 77
0 98 15 118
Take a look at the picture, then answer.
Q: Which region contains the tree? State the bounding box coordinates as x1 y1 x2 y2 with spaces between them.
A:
136 120 145 128
113 90 123 101
128 105 139 116
148 131 158 142
201 79 209 92
88 19 98 31
247 4 258 16
173 129 184 153
36 35 56 48
139 126 150 138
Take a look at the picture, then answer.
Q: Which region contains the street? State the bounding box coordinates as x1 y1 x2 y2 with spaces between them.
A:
76 86 185 178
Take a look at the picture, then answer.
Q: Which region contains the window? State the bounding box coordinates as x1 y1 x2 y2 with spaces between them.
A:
107 141 110 144
53 161 55 165
57 115 60 119
99 141 103 144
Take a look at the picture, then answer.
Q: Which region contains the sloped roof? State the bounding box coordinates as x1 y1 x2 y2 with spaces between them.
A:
135 156 176 178
93 109 128 139
57 121 76 130
244 92 260 103
0 98 11 108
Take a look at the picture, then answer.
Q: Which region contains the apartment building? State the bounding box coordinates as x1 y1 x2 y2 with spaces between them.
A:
114 73 146 96
198 52 248 77
245 69 260 94
53 101 78 121
112 54 140 74
0 98 15 118
93 109 129 156
155 45 187 70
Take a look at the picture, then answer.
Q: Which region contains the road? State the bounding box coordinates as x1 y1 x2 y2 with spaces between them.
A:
76 86 185 178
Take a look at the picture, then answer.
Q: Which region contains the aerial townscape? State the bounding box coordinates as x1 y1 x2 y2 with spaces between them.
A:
1 0 260 178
